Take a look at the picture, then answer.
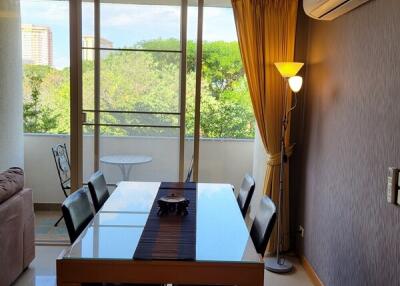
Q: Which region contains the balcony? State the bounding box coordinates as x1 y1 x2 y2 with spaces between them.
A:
24 133 254 203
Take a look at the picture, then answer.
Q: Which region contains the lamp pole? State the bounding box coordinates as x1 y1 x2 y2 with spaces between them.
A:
265 80 294 273
278 80 289 265
265 64 303 274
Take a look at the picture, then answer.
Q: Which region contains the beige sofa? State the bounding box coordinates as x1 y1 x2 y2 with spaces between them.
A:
0 167 35 286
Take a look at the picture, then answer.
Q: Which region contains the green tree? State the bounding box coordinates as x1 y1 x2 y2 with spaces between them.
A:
22 39 254 139
23 72 58 133
201 41 244 98
141 39 245 97
141 38 254 138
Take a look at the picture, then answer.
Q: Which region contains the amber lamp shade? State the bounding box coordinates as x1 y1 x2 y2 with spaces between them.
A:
274 62 304 78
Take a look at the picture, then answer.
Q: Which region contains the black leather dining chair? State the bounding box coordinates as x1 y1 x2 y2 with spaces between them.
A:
88 171 110 213
62 187 94 244
250 195 277 256
176 195 276 286
63 188 161 286
237 174 255 218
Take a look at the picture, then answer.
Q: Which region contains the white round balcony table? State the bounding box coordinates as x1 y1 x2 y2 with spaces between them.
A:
100 155 152 181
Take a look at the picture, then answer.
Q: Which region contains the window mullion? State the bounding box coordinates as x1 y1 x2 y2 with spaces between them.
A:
179 0 188 181
193 0 204 182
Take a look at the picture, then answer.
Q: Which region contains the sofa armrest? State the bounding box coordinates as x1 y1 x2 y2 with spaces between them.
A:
19 188 35 269
0 195 24 286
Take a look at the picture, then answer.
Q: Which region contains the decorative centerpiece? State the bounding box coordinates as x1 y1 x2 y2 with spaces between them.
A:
157 193 190 216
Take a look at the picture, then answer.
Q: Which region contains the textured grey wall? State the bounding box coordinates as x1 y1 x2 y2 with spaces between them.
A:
295 0 400 285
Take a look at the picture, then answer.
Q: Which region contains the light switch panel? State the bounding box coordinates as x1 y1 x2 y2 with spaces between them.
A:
387 167 399 204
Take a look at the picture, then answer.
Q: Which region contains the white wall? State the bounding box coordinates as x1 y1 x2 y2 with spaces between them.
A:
0 0 24 170
24 134 70 203
199 138 254 186
24 134 254 203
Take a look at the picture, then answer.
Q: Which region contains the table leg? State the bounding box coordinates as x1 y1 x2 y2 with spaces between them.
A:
126 164 134 180
117 164 129 181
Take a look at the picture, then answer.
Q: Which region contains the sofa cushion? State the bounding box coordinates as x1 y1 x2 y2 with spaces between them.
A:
0 167 24 204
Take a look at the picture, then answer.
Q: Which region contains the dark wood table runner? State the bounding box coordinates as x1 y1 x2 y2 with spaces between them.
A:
133 182 197 260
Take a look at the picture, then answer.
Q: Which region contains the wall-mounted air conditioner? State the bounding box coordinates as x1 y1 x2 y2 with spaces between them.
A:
303 0 371 21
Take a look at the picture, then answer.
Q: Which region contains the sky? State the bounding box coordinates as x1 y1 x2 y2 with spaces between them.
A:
20 0 239 69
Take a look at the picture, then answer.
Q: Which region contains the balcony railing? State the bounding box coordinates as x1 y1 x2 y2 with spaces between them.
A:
24 133 254 203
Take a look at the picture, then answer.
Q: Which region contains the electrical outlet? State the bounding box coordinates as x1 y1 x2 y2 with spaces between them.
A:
387 167 399 204
298 225 304 238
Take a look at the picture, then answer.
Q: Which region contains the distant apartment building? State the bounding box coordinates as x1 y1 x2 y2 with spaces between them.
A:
82 36 113 61
21 24 53 66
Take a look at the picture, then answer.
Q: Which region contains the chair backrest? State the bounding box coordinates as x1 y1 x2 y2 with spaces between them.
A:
88 170 110 212
61 188 94 243
185 155 194 183
52 144 71 196
250 195 276 255
237 174 255 217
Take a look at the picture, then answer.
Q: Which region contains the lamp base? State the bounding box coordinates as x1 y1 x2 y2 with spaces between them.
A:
265 257 294 274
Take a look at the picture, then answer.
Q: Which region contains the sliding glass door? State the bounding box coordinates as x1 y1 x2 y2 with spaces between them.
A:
198 1 254 188
20 0 72 201
69 0 253 190
79 0 187 185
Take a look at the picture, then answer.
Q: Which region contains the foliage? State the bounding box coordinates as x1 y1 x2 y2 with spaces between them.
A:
23 67 59 133
23 39 255 139
140 39 245 98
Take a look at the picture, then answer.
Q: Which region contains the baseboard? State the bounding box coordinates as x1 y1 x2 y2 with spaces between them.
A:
299 255 324 286
34 203 61 211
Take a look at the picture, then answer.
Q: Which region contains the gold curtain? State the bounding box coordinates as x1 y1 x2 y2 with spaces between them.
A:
231 0 298 252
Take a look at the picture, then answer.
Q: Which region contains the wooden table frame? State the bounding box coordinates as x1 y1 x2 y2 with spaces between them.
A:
57 253 264 286
57 182 264 285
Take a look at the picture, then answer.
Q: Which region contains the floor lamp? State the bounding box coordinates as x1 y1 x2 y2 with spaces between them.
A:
265 62 304 274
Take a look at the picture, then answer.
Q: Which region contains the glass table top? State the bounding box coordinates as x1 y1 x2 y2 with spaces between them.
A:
92 212 149 227
64 182 261 263
100 182 159 213
68 226 144 259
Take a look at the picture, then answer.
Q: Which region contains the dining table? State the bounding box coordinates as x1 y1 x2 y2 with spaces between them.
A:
56 181 264 286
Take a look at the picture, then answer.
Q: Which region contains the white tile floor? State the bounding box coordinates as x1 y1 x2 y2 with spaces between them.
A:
13 246 62 286
264 257 313 286
13 246 313 286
